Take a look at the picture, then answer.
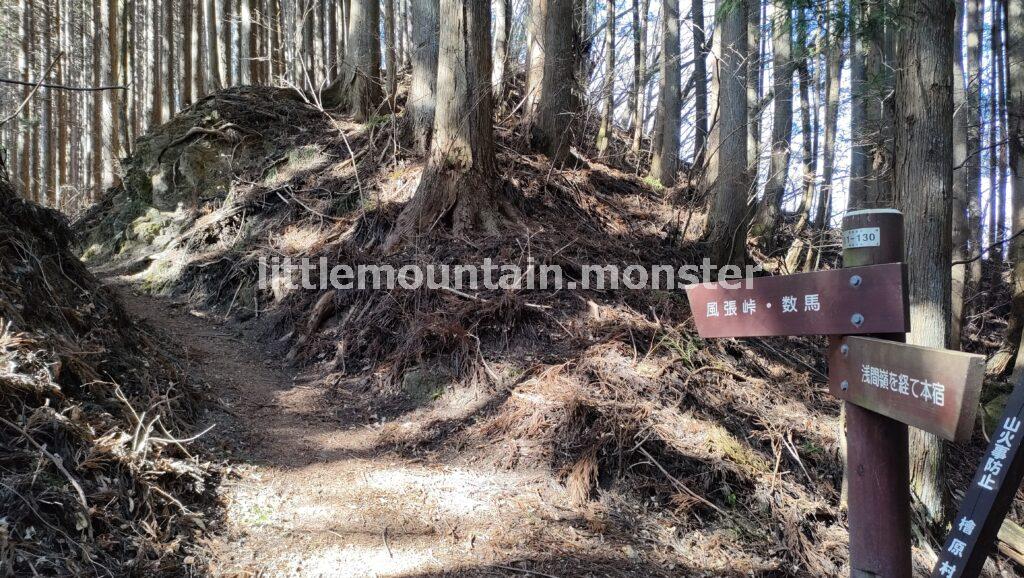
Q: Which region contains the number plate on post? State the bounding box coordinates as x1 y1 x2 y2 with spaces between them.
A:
844 227 882 249
828 336 984 442
685 263 909 338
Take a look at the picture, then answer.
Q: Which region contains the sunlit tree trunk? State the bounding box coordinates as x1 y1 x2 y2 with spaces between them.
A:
492 0 512 101
650 0 680 185
321 0 382 120
895 0 954 531
530 0 581 165
751 0 793 240
596 0 615 157
691 0 707 168
388 0 515 246
703 0 749 266
952 0 970 347
1006 0 1024 378
407 0 439 154
630 0 650 156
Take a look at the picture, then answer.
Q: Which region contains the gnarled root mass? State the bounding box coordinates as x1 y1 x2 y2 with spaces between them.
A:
385 167 520 249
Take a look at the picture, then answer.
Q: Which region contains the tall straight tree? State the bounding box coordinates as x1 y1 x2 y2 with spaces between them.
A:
952 0 970 346
388 0 515 244
895 0 955 530
746 0 761 184
493 0 512 100
650 0 680 185
208 0 224 89
691 0 707 167
703 0 749 266
849 0 894 208
1006 0 1024 377
751 0 793 240
385 0 397 100
407 0 439 154
629 0 650 155
530 0 581 165
596 0 615 157
321 0 382 120
965 0 984 319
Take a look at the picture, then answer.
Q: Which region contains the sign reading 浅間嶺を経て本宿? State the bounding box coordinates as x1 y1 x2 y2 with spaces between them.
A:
684 262 909 339
828 336 984 442
932 375 1024 578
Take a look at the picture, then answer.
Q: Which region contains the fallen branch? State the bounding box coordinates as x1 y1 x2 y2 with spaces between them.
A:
0 52 63 127
0 416 94 539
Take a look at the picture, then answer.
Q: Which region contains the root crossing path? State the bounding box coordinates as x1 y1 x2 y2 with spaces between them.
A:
117 287 653 578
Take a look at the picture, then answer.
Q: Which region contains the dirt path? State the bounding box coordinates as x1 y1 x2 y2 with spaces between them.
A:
116 287 651 578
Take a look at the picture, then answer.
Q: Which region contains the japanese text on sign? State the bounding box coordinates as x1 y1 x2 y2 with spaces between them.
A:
704 294 820 318
860 364 946 407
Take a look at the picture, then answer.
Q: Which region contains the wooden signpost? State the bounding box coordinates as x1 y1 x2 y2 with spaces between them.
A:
685 263 909 338
685 208 997 578
828 336 984 442
931 374 1024 578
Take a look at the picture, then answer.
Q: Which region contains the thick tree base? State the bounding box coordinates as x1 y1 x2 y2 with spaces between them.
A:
384 167 519 250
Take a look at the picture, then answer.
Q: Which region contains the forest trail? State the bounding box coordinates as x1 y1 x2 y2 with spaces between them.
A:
115 284 638 578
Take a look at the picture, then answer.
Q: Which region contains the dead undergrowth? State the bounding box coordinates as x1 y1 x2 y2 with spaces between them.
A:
0 156 217 575
70 83 1024 576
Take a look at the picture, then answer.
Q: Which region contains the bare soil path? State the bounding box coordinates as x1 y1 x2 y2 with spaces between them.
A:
116 286 658 578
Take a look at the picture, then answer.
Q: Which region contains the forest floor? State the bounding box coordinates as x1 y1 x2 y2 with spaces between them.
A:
116 283 664 577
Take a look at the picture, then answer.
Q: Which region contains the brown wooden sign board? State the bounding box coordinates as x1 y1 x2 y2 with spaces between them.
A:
685 263 909 338
932 374 1024 578
828 336 985 442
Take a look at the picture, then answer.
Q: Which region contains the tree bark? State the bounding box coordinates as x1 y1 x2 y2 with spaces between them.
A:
751 0 793 241
630 0 650 156
407 0 439 154
321 0 382 120
596 0 615 157
388 0 514 247
691 0 707 167
702 0 749 267
207 0 224 90
746 0 762 182
952 0 970 347
650 0 680 185
530 0 581 166
849 0 894 209
895 0 954 531
385 0 397 101
966 0 984 326
1006 0 1024 378
492 0 512 102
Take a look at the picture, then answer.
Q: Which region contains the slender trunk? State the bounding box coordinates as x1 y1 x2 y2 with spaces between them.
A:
952 0 970 347
492 0 512 102
746 0 761 179
327 0 338 79
206 0 223 89
407 0 439 154
524 0 546 116
751 0 793 240
1005 0 1024 377
966 0 983 304
164 0 176 115
650 0 681 184
530 0 581 166
703 0 750 266
95 0 108 192
630 0 651 155
385 0 397 100
321 0 382 120
691 0 707 167
895 0 954 531
42 0 54 205
222 0 233 86
596 0 615 156
184 0 194 100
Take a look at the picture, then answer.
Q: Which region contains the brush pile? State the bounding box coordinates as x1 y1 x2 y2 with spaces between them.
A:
0 155 214 575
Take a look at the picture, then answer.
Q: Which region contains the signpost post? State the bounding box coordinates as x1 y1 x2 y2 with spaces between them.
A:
840 209 912 578
684 208 991 577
